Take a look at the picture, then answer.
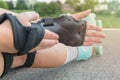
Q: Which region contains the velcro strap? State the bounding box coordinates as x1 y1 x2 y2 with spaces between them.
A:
43 18 54 26
21 52 36 67
1 53 13 78
0 13 45 55
0 14 8 23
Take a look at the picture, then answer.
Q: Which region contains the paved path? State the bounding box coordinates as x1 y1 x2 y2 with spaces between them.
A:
1 29 120 80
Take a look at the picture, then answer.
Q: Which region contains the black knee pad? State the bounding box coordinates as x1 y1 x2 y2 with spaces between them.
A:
37 15 86 46
0 13 45 55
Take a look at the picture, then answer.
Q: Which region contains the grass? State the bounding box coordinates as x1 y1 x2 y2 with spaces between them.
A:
96 15 120 28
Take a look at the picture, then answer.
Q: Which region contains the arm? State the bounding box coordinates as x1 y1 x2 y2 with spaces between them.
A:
0 9 59 54
0 20 17 53
0 9 106 77
12 10 106 68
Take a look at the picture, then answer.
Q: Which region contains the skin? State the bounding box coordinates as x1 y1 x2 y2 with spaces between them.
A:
0 10 59 53
0 9 106 77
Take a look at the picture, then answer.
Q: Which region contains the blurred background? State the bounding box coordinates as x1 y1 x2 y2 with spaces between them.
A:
0 0 120 28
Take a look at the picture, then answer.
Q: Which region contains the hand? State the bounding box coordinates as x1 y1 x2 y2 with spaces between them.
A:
16 12 59 52
72 9 106 46
0 10 59 53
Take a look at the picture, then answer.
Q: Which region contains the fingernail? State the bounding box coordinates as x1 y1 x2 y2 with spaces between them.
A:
55 34 59 39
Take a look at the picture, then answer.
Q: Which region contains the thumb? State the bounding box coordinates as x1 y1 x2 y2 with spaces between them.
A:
44 29 59 39
17 11 39 26
72 9 91 20
22 11 40 21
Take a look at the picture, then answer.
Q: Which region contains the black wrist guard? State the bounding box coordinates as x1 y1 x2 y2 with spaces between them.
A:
37 15 86 46
0 13 45 55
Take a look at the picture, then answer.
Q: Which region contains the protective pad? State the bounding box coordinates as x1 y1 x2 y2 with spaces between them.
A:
0 13 45 55
37 15 87 46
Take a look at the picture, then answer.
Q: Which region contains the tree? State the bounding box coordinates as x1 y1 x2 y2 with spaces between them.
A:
116 10 120 17
0 0 8 9
65 0 98 12
34 1 62 17
24 0 37 10
6 1 14 9
48 1 62 15
108 0 119 14
80 0 98 11
65 0 80 9
34 2 48 16
16 0 27 10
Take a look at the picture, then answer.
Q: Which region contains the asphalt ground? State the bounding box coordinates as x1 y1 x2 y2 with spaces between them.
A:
1 29 120 80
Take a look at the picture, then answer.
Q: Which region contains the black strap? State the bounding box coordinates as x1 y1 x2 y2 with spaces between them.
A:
0 14 7 24
15 52 36 69
1 52 36 78
22 52 36 67
1 53 13 78
0 13 45 56
43 18 54 26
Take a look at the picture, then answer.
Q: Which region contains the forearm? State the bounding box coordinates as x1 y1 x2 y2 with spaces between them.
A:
0 20 17 53
11 43 67 69
32 43 67 68
0 9 17 53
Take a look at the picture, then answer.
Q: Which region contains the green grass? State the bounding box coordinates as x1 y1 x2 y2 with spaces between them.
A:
96 15 120 28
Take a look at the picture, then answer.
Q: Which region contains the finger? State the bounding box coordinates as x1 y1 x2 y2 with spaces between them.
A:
72 9 91 20
86 23 102 31
82 42 93 46
86 30 106 38
16 12 39 26
19 11 39 21
44 29 59 39
84 37 103 43
30 39 59 52
40 39 59 48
